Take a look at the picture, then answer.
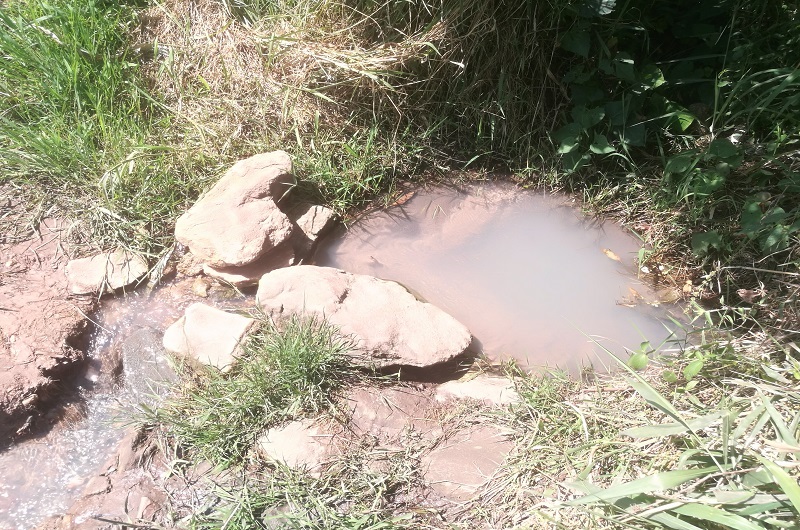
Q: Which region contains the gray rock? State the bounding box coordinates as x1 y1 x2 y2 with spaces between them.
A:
162 303 255 371
65 249 149 295
256 266 472 368
175 151 295 268
292 203 337 242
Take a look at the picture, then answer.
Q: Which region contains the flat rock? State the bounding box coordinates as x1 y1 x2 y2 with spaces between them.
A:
65 249 149 295
435 374 519 406
423 425 512 502
162 303 255 371
175 151 295 268
256 419 337 473
256 266 472 368
346 386 441 441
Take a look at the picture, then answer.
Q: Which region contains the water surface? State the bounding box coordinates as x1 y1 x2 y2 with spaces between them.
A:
314 182 681 372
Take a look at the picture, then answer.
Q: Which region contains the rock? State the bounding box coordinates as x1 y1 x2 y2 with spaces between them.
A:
176 251 205 276
0 218 96 443
423 425 512 502
256 419 337 473
175 151 295 268
191 277 211 297
346 386 441 441
162 303 256 371
65 249 149 295
291 203 337 243
203 240 295 287
256 266 472 368
435 374 519 406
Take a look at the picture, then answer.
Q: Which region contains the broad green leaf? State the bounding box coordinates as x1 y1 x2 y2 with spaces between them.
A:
561 149 590 173
553 122 582 154
672 502 766 530
663 370 679 383
691 231 723 256
741 199 763 237
622 412 722 439
561 28 590 58
628 352 649 371
665 151 697 174
761 224 790 253
567 467 718 505
708 138 739 159
683 359 704 381
620 121 645 146
571 105 605 129
761 207 788 226
590 133 616 154
640 64 666 90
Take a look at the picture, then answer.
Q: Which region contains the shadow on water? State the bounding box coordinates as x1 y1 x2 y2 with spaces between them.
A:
314 181 687 374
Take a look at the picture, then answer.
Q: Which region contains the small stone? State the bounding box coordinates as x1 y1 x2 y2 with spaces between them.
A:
191 277 211 297
293 204 337 242
176 251 205 277
82 475 111 497
162 303 256 371
435 374 519 406
65 249 149 295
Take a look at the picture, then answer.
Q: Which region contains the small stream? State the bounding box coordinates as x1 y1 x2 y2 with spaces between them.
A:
0 289 192 530
0 181 685 528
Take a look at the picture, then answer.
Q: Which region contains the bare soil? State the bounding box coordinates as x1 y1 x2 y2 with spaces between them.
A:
0 214 96 444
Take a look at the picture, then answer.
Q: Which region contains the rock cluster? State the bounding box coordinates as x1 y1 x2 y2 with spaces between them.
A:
174 150 337 286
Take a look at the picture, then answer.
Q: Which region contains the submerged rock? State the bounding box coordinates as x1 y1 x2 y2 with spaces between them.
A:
65 249 149 295
256 265 473 369
175 151 295 268
162 303 255 371
202 240 295 287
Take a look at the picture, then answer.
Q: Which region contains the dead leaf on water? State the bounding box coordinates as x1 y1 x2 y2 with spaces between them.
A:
602 248 621 262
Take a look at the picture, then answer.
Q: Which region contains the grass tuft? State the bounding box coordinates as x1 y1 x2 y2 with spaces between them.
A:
145 315 359 466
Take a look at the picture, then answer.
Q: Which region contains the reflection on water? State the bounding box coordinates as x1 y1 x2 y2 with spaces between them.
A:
314 182 684 372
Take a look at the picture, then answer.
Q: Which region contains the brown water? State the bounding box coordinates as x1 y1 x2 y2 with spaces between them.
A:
314 182 682 373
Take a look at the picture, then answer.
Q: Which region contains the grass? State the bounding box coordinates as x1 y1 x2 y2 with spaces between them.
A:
2 0 799 528
143 314 360 466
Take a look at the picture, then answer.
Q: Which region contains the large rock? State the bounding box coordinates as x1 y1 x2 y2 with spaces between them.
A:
65 249 149 295
0 217 96 443
162 303 255 371
175 151 295 268
256 266 472 368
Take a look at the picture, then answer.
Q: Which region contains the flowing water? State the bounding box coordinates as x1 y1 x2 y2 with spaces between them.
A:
314 182 683 372
0 285 203 530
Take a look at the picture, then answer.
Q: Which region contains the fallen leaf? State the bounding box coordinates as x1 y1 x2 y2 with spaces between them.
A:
602 248 621 261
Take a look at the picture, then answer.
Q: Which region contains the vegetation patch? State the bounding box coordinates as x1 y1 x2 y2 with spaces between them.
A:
145 315 360 466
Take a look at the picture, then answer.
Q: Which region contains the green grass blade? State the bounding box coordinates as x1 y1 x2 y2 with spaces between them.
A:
567 467 719 505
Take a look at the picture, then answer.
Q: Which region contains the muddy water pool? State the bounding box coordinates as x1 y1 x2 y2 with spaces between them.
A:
314 182 683 372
